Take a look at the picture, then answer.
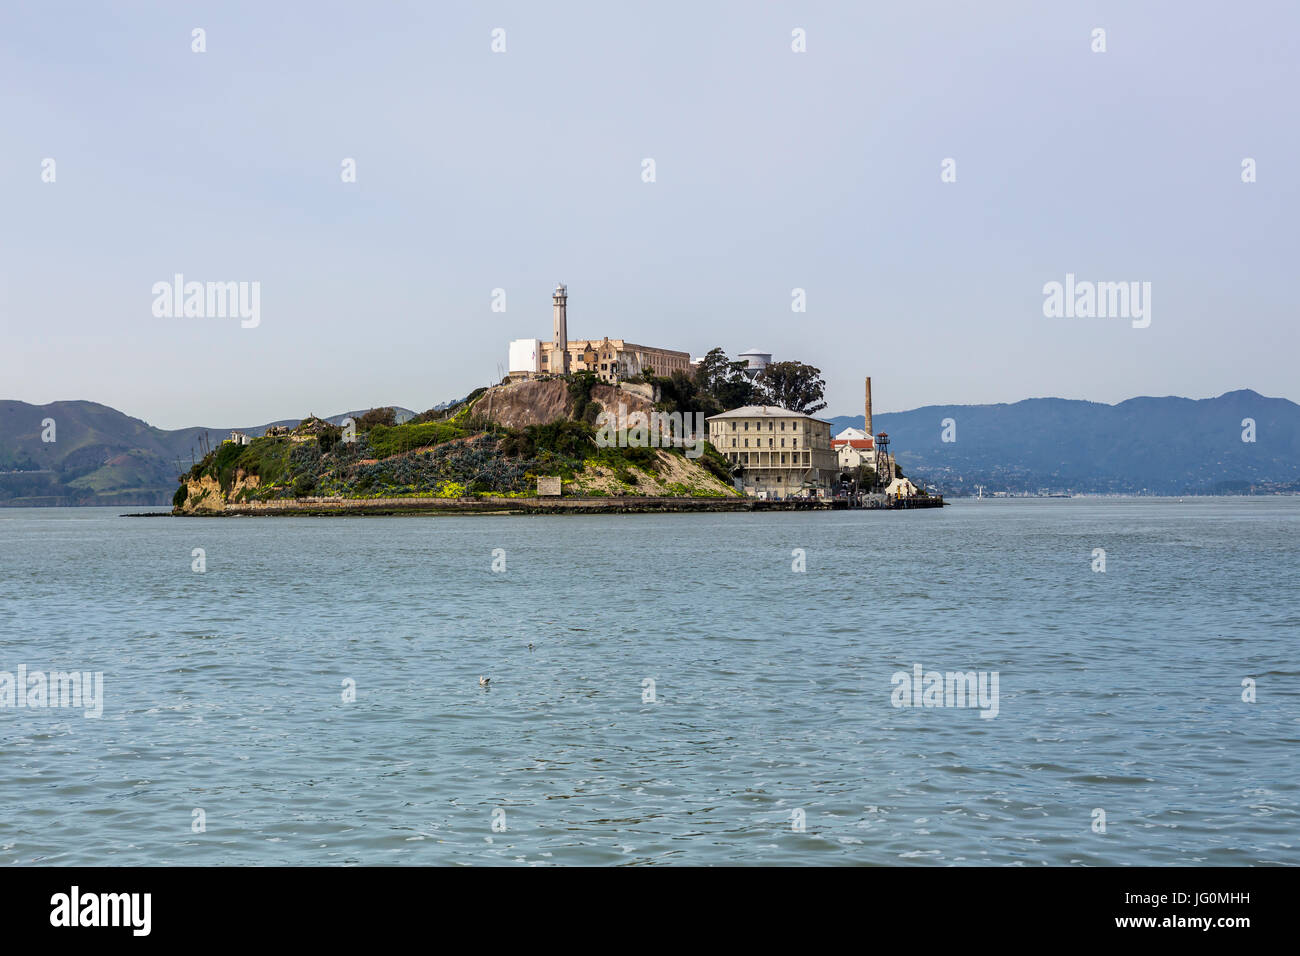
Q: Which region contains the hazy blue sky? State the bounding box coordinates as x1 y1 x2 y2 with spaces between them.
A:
2 1 1295 428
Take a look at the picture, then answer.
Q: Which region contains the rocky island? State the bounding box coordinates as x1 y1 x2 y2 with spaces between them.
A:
172 376 753 516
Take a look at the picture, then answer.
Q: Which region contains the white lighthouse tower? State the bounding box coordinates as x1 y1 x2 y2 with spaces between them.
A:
552 282 569 374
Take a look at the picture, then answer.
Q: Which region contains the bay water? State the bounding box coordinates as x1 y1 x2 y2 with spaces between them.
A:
1 498 1296 865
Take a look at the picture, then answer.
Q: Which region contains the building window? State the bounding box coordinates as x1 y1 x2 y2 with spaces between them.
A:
731 438 736 447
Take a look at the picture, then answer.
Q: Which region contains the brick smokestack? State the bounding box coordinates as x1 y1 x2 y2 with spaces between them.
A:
864 376 873 437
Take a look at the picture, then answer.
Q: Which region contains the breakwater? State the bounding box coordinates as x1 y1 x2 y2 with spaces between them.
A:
152 493 943 517
162 495 842 517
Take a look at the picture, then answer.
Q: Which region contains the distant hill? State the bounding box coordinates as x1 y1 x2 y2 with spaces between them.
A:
827 389 1300 495
239 407 418 437
0 401 419 506
4 390 1297 506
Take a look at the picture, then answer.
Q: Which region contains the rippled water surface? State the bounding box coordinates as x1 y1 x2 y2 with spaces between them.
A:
1 498 1297 865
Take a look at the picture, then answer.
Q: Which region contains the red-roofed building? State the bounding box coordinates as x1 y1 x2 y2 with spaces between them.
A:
832 428 875 470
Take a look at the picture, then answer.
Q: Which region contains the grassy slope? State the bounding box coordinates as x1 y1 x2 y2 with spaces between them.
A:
176 408 739 509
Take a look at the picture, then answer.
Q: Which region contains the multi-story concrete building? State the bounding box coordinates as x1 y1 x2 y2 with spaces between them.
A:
560 337 692 383
706 405 838 496
507 284 691 384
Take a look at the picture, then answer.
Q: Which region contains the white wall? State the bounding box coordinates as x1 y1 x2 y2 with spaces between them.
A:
508 338 541 373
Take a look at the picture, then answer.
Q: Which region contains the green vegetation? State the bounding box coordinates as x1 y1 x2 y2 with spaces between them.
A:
696 441 735 484
317 423 344 453
354 407 396 430
648 348 828 419
174 387 740 511
690 348 756 413
367 421 467 457
753 361 827 415
567 372 602 425
499 419 594 460
184 435 295 497
407 387 490 425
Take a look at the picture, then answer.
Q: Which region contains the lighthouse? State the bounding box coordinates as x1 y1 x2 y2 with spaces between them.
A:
552 282 568 374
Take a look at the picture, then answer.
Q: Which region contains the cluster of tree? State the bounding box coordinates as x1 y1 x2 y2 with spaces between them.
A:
355 407 397 430
567 372 603 425
649 348 828 418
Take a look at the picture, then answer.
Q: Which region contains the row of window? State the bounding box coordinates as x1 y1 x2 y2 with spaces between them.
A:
730 437 799 449
724 420 809 432
727 452 812 465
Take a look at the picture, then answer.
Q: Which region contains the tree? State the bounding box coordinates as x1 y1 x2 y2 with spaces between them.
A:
694 347 755 411
695 348 740 393
317 423 344 453
356 407 397 430
654 369 706 417
754 361 827 415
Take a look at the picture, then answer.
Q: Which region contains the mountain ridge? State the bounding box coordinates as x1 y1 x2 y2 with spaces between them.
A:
3 390 1297 505
827 389 1300 495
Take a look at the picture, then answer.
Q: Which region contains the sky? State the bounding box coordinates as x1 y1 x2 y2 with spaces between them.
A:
1 1 1296 429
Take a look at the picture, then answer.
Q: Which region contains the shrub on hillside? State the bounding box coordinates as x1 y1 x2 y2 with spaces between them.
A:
367 421 464 458
356 407 397 430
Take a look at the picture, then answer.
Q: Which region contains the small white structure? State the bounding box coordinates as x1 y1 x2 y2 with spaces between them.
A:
885 477 918 498
832 428 875 471
228 431 251 446
508 338 542 375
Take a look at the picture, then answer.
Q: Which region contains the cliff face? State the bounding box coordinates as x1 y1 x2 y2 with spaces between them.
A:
470 380 658 430
179 475 222 513
177 470 261 513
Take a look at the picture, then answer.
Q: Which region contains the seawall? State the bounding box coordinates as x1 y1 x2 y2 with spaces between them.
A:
167 495 848 517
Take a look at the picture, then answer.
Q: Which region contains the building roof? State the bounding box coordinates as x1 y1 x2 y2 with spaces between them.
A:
738 348 771 357
707 405 830 424
832 438 874 450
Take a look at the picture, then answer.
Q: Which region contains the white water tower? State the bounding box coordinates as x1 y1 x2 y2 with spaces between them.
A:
738 348 771 381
